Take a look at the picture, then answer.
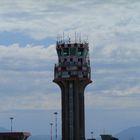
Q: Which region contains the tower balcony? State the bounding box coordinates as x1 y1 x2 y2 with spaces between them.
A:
54 64 91 81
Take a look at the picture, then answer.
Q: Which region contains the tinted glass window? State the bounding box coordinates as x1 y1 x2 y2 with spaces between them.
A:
63 48 69 56
70 48 76 56
57 49 62 56
78 48 84 56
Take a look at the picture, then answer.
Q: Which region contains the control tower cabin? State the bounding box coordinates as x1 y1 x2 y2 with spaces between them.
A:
53 37 92 140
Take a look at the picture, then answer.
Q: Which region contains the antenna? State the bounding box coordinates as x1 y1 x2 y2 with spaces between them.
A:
60 35 62 43
79 32 81 43
63 32 65 42
75 32 77 43
67 34 71 43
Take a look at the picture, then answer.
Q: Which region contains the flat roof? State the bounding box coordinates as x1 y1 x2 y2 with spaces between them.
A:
0 132 31 136
0 132 31 140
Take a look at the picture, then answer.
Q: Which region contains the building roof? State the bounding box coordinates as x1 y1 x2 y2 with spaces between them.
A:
100 134 119 140
0 132 31 140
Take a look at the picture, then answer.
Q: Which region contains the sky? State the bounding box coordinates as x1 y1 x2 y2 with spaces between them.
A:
0 0 140 138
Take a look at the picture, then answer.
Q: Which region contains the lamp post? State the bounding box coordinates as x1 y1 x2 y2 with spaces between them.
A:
91 131 94 139
54 112 58 140
10 117 14 132
50 123 53 140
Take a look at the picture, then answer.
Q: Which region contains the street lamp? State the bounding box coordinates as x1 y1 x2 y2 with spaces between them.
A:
54 112 58 140
91 131 94 139
10 117 14 132
50 123 53 140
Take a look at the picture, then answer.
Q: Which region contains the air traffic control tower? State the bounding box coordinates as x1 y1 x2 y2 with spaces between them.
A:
53 36 92 140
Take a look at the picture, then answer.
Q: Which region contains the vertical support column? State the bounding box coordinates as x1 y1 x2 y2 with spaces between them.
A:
61 82 68 140
69 82 74 140
79 87 85 140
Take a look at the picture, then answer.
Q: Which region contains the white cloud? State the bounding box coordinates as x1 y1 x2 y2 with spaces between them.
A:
0 44 59 111
0 0 139 41
0 93 61 111
86 86 140 110
0 44 56 62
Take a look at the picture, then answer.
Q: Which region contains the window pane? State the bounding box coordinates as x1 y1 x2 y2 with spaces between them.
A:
70 48 76 56
78 48 84 56
63 48 69 56
57 49 62 56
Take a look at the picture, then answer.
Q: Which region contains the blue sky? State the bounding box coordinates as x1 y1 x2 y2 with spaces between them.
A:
0 0 140 138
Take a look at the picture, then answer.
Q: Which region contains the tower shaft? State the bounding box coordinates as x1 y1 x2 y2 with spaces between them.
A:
54 80 90 140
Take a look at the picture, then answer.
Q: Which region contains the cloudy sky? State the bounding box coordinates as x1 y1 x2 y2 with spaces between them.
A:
0 0 140 138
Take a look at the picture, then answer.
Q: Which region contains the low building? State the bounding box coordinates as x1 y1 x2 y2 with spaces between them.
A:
0 132 31 140
100 134 119 140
